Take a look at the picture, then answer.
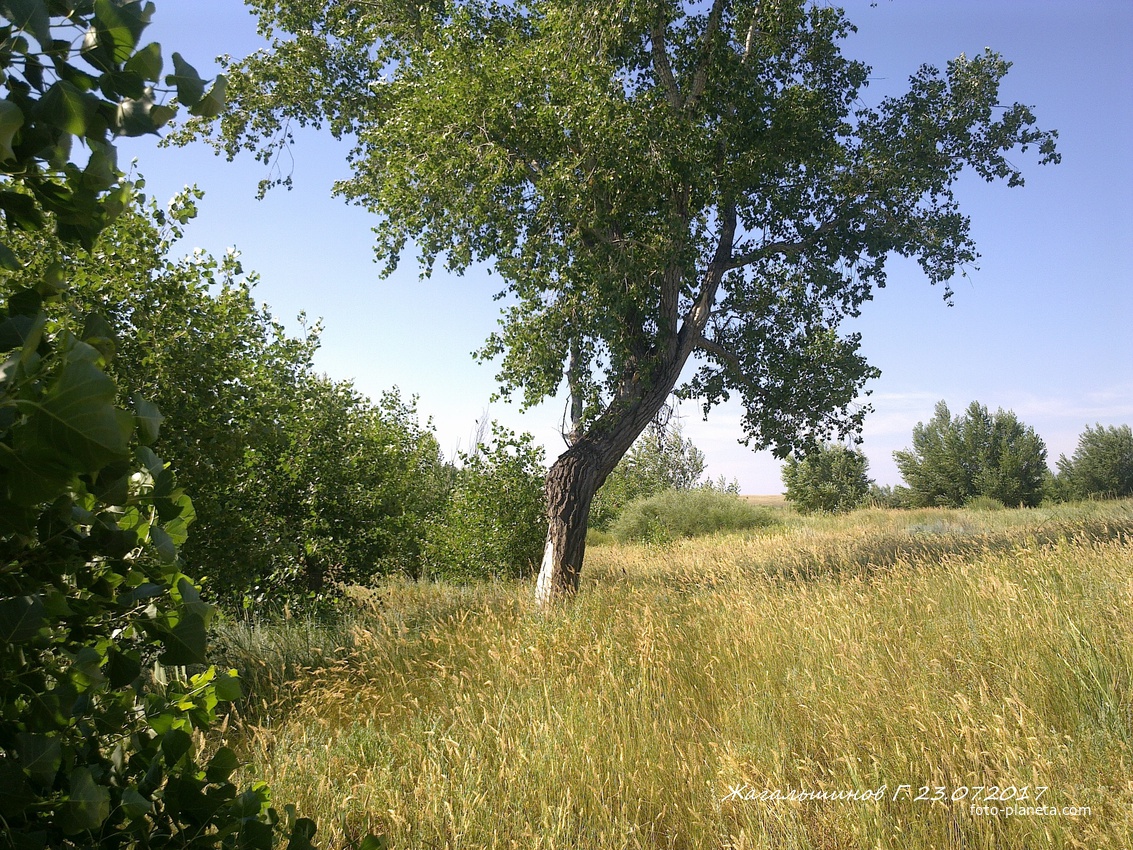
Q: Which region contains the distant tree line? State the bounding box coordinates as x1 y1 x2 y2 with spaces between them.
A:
782 401 1133 514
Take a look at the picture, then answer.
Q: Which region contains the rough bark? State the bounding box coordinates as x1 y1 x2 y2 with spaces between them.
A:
534 371 699 605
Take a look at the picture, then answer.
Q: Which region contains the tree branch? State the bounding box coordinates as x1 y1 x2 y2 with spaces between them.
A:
723 218 842 272
650 20 682 112
695 334 742 372
678 201 737 360
685 0 727 113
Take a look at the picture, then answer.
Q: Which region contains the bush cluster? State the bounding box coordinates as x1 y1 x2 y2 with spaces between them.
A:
782 444 872 514
894 401 1048 508
0 5 332 846
425 425 547 580
610 489 777 544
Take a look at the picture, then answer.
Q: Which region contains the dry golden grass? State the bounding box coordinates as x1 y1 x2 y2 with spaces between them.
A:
740 494 788 507
218 502 1133 849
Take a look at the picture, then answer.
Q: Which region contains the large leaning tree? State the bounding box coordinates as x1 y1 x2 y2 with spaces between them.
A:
180 0 1058 602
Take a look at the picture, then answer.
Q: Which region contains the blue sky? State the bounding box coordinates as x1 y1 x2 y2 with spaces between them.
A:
124 0 1132 493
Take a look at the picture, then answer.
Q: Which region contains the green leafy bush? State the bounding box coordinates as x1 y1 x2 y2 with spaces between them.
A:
4 192 449 601
894 401 1048 508
964 494 1006 511
425 424 547 580
610 489 777 544
782 444 872 514
591 422 707 530
1056 424 1133 500
0 5 335 846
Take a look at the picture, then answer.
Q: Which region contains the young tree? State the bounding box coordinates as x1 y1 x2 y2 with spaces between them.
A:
782 443 871 514
426 424 548 580
1056 424 1133 500
181 0 1058 601
894 401 1049 508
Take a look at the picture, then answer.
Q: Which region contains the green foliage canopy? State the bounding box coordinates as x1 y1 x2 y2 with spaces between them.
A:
1056 423 1133 500
782 443 871 514
426 424 548 581
0 4 372 845
3 189 449 600
0 2 324 846
180 0 1059 460
894 400 1049 508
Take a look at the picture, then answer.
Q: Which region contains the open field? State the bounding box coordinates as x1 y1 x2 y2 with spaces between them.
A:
214 501 1133 849
740 494 788 507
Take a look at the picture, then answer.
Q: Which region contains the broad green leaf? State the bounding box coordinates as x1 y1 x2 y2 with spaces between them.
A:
22 356 132 472
160 728 192 767
166 53 205 107
93 0 154 62
37 80 99 137
133 393 163 444
163 776 221 822
137 444 164 478
38 261 69 296
286 817 318 850
107 646 142 688
189 74 227 119
214 670 243 702
0 313 38 350
71 645 107 690
116 90 174 136
61 767 111 834
125 41 162 80
158 611 207 665
0 189 47 231
0 238 21 270
206 746 239 783
0 759 37 819
16 733 61 787
149 525 177 563
0 99 23 163
81 144 119 191
0 0 51 46
121 787 153 819
0 595 46 643
7 287 41 316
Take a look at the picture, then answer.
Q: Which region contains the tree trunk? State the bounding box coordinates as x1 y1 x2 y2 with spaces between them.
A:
535 390 680 605
534 443 604 605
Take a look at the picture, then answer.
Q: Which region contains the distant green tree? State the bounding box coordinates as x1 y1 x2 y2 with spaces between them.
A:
1056 424 1133 500
426 424 547 580
590 421 707 530
782 443 871 514
894 401 1048 508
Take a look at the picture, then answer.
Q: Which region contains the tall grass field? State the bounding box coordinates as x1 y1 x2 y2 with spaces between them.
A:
212 501 1133 849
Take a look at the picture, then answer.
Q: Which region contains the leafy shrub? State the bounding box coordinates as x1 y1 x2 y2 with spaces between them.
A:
591 422 707 530
426 425 547 580
782 444 872 514
1056 423 1133 500
4 192 448 601
894 400 1048 508
611 489 777 543
0 4 327 846
866 483 914 509
965 494 1006 511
